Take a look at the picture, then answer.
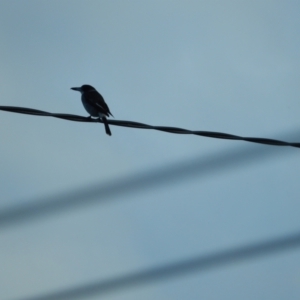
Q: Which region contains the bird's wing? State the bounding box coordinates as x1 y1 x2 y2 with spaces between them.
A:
85 90 112 117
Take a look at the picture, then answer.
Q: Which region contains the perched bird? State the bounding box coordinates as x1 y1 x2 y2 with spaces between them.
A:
71 84 113 136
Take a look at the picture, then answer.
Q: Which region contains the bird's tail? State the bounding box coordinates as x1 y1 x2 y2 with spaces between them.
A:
102 117 112 136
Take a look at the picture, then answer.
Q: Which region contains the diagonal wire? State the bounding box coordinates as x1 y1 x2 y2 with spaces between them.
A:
0 132 296 229
17 231 300 300
1 105 300 148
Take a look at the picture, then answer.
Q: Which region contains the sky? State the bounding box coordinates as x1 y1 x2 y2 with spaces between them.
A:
0 1 300 299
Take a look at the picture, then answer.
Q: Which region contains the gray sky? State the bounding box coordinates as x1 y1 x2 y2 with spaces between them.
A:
0 1 300 299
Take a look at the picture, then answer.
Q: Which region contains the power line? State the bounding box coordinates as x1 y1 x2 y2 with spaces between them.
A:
0 136 290 229
1 105 300 148
17 231 300 300
2 106 300 300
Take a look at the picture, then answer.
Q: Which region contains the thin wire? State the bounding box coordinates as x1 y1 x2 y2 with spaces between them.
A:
0 136 290 229
17 231 300 300
1 105 299 148
2 106 299 300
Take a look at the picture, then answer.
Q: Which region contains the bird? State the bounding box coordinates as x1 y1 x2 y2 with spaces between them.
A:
71 84 113 136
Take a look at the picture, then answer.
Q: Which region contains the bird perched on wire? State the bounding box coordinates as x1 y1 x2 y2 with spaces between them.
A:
71 84 113 136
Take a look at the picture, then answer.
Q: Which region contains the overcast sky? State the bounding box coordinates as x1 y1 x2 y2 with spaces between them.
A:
0 1 300 299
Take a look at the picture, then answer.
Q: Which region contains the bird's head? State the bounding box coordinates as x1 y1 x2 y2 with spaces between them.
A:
71 84 96 93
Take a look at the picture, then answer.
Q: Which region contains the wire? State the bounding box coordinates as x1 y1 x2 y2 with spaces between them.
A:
0 137 289 229
2 106 299 300
1 105 299 148
17 231 300 300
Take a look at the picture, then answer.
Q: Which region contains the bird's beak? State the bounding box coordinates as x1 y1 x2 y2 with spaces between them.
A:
71 87 81 92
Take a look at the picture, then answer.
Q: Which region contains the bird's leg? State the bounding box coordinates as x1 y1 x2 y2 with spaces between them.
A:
86 115 92 121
